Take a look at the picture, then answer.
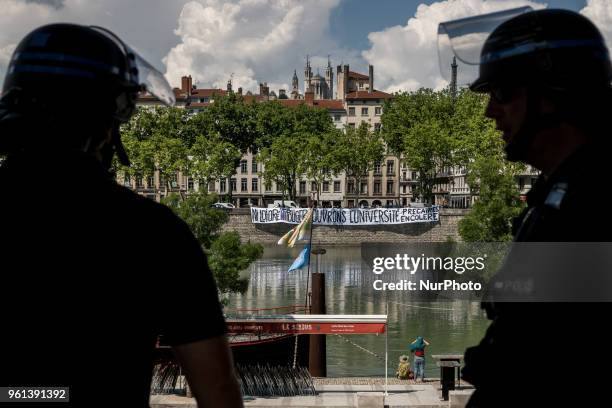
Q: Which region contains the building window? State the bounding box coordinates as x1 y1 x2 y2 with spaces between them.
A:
188 179 194 191
387 181 394 194
348 107 355 116
252 160 258 173
265 182 272 192
299 181 306 194
148 176 155 189
311 182 317 192
240 160 247 174
333 181 341 192
136 177 143 188
360 182 368 194
412 171 418 179
252 178 258 192
348 123 355 128
231 178 237 192
361 107 368 116
374 123 382 132
374 182 381 194
347 181 355 194
402 185 407 194
241 178 248 192
220 179 226 193
375 107 382 115
374 162 381 175
387 160 395 175
334 114 341 122
322 181 329 192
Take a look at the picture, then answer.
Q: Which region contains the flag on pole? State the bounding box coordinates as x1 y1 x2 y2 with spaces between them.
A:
287 208 313 248
288 245 310 272
277 227 296 246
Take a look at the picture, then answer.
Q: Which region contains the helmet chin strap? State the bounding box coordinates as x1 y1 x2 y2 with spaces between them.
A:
504 88 563 163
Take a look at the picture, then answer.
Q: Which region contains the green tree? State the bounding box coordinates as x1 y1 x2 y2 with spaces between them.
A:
161 192 228 248
258 134 306 201
189 134 241 201
382 88 455 203
196 92 259 152
452 89 526 241
162 192 263 296
299 130 341 203
208 231 263 295
335 123 385 204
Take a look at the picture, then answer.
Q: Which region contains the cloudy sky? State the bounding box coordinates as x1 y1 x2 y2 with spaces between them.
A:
0 0 608 94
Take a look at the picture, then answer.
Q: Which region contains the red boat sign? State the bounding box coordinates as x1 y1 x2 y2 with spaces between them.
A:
226 314 387 335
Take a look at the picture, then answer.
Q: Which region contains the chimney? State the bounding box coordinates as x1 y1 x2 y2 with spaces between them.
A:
368 65 373 94
305 90 314 105
238 87 243 95
343 64 349 99
181 75 192 95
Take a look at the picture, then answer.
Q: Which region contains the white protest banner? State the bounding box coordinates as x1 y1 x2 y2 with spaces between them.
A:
250 207 439 226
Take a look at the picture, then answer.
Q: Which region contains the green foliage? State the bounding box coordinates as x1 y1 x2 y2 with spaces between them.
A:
258 134 305 200
458 156 525 242
382 89 455 203
161 192 228 248
382 87 526 241
189 134 241 186
335 123 385 202
195 92 259 152
208 231 264 295
162 192 263 295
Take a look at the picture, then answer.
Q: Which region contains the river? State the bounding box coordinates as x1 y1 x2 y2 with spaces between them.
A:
227 245 490 378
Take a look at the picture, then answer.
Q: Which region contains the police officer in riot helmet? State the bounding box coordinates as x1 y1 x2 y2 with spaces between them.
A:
0 24 242 407
440 8 612 406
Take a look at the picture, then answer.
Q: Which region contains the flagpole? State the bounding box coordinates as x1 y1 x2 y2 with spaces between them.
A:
304 205 314 311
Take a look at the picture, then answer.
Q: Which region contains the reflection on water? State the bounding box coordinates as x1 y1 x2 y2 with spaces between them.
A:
228 246 490 377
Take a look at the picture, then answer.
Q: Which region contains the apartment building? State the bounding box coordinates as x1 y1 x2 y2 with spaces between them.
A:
131 63 520 209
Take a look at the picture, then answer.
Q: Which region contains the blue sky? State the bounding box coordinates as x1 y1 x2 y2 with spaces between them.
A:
330 0 587 52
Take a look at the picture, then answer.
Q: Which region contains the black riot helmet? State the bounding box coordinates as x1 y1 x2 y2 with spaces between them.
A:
0 23 175 165
470 9 612 93
439 8 612 161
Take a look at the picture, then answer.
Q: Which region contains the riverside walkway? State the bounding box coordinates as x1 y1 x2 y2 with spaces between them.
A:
150 378 474 408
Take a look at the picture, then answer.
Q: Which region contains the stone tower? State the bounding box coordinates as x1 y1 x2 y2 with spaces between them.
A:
291 70 300 99
304 55 313 93
325 56 334 99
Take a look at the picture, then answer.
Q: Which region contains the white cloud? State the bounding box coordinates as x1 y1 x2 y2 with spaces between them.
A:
580 0 612 52
163 0 353 92
362 0 546 93
0 0 187 86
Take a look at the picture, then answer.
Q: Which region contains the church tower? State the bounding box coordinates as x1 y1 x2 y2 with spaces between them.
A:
291 70 300 99
325 55 333 99
304 55 313 93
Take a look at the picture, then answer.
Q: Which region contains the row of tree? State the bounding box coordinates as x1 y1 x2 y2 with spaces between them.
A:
381 88 525 241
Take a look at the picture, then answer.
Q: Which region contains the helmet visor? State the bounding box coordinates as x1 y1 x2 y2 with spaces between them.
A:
89 26 175 106
437 6 533 85
128 48 176 106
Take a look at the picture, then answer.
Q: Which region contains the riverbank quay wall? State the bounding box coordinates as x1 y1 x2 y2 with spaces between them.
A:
221 209 468 245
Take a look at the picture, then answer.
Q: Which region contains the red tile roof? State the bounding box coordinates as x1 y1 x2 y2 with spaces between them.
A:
278 100 307 107
278 99 345 111
313 100 345 110
345 90 393 100
348 71 369 80
190 88 226 98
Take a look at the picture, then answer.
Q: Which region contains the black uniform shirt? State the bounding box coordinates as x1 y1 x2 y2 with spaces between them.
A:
0 151 227 407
